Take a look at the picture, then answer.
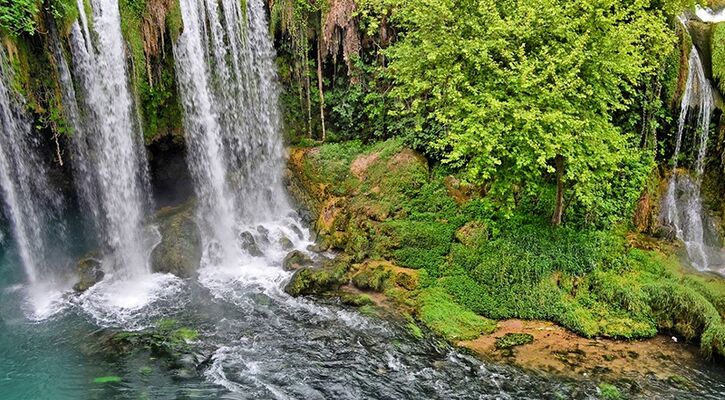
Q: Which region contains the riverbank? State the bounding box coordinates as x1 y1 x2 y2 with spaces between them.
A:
284 139 725 382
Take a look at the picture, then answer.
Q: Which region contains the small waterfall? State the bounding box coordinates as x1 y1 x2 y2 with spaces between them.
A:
0 51 65 285
661 46 719 271
173 0 295 265
63 0 153 277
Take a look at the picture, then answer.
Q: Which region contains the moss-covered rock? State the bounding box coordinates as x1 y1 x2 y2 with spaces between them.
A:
91 319 199 367
282 250 313 271
352 265 393 292
340 292 375 307
150 201 202 278
284 257 351 296
73 256 104 292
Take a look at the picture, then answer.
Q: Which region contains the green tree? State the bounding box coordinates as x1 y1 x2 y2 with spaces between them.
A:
386 0 684 225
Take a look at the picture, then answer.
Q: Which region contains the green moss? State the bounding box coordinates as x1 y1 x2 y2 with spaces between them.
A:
712 23 725 94
340 293 374 307
406 321 424 339
285 258 351 296
598 383 622 400
352 266 393 292
118 0 183 143
494 333 534 349
358 304 379 317
166 0 183 41
105 319 198 359
417 288 496 341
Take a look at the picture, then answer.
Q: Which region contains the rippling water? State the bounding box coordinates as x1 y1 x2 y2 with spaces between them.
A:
2 235 725 400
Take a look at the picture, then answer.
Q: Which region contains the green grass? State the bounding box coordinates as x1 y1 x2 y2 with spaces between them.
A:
417 288 497 341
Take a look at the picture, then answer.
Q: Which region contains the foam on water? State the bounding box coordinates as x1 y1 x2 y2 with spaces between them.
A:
73 273 185 329
23 282 70 321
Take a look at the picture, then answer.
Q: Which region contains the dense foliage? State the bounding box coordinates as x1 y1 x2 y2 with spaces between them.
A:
273 0 711 226
385 0 685 225
294 139 725 357
0 0 38 36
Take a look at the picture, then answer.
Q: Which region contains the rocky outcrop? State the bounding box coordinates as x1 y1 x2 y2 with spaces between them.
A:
150 200 202 278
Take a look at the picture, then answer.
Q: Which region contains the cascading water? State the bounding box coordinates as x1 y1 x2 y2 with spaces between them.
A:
173 0 304 271
0 50 68 314
63 0 154 278
661 45 720 272
0 53 64 284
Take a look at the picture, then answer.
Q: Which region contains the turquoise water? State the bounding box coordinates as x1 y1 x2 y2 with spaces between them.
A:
2 244 725 400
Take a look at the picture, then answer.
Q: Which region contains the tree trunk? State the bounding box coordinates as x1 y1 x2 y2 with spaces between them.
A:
316 38 327 142
551 154 565 226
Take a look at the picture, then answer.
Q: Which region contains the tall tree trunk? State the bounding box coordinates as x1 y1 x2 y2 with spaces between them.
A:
316 38 326 142
551 154 565 226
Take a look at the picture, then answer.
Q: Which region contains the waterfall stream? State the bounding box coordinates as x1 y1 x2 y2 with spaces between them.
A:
64 0 154 278
174 0 299 272
661 46 721 272
0 52 65 287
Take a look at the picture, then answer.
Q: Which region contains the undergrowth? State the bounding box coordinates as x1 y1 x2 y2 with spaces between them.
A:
298 139 725 357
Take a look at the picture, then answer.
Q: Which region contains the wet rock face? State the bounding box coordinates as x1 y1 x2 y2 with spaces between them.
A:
73 257 104 292
151 201 202 278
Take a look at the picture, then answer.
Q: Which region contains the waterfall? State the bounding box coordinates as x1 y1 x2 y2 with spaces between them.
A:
173 0 293 265
63 0 153 278
0 52 65 285
661 46 719 271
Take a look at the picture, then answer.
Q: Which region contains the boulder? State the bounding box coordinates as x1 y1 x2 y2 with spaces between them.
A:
239 231 263 257
279 235 294 250
284 257 351 296
73 257 104 292
151 202 203 278
256 226 270 245
282 250 313 271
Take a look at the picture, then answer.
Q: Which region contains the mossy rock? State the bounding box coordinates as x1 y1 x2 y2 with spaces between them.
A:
284 257 351 296
494 333 534 349
92 319 198 360
283 250 314 271
340 293 375 307
151 201 202 278
352 266 393 292
73 256 104 293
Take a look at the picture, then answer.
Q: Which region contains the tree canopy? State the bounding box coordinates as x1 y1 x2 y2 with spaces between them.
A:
385 0 688 225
